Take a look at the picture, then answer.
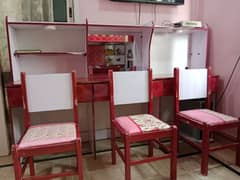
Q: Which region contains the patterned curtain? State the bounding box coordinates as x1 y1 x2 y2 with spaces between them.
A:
0 0 55 72
22 0 53 21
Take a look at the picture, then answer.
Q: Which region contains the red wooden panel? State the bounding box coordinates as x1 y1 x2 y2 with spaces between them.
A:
6 86 22 108
210 75 218 93
88 34 134 43
77 84 92 102
153 78 175 97
88 45 105 66
94 83 109 101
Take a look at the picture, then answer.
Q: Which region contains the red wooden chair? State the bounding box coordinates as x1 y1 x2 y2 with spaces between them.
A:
174 68 240 176
12 72 83 180
109 69 177 180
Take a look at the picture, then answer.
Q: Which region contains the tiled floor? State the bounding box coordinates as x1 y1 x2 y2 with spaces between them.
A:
0 140 239 180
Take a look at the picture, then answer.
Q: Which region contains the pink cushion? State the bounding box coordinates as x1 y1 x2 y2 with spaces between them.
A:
115 114 170 135
19 122 76 149
179 109 238 125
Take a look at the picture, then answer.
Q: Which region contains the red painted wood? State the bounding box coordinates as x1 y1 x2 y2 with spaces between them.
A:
109 69 177 180
6 85 22 107
12 72 83 180
131 154 171 166
174 67 240 176
94 83 109 101
201 125 210 176
77 84 92 102
171 126 177 180
88 45 105 66
88 34 134 43
152 78 175 97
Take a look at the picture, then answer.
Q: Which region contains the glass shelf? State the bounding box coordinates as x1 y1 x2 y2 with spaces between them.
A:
14 51 87 56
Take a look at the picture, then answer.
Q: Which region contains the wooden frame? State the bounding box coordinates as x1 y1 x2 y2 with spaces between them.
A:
109 69 177 180
174 68 240 176
12 71 83 180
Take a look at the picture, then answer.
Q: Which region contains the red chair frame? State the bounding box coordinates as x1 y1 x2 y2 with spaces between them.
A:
174 68 240 176
109 69 177 180
12 71 83 180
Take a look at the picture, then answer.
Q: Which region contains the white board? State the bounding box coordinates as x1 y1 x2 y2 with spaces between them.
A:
25 73 73 112
179 68 207 100
113 71 149 105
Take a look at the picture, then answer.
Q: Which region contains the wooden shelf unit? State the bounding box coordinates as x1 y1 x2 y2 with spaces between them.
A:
6 17 88 84
150 26 208 78
5 18 210 159
6 16 208 83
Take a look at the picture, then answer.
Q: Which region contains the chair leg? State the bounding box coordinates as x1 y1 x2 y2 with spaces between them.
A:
12 145 22 180
170 126 177 180
201 126 210 176
175 116 180 153
76 139 83 180
111 125 116 165
28 157 35 176
148 140 154 157
236 126 240 166
124 137 131 180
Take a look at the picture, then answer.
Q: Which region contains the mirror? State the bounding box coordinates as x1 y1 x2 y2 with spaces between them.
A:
88 34 135 77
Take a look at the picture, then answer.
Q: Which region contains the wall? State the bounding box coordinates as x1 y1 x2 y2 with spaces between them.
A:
78 0 191 25
199 0 240 117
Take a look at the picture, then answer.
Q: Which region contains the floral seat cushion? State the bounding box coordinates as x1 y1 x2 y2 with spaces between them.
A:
19 122 76 149
179 109 238 126
115 114 170 135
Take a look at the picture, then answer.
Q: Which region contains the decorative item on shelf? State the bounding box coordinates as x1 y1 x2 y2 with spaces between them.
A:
173 20 202 28
127 49 134 69
127 49 133 59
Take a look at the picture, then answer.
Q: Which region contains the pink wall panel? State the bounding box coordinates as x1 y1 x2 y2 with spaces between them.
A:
78 0 191 25
200 0 240 117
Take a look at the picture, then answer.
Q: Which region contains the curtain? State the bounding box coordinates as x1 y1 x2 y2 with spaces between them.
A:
22 0 53 21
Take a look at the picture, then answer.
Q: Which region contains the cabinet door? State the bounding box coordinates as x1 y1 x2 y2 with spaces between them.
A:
150 32 189 78
150 28 208 78
188 30 207 68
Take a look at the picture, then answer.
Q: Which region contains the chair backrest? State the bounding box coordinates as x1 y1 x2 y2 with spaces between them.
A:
21 72 78 127
111 70 150 105
174 68 210 112
178 68 208 100
109 70 153 119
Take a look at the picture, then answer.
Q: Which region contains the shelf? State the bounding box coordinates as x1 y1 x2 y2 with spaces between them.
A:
14 51 87 56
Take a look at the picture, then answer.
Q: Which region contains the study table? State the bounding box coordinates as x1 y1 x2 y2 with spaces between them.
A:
6 75 218 158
